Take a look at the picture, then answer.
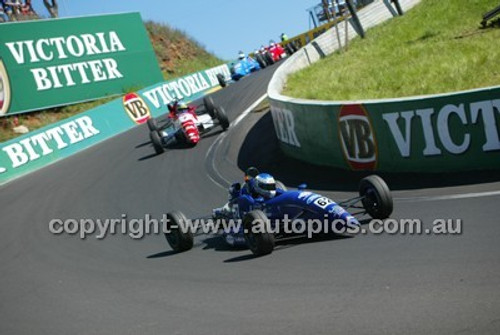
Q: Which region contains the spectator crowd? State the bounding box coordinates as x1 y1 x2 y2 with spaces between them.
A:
1 0 58 22
1 0 36 21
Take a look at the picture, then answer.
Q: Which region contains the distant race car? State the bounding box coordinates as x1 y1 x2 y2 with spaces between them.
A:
229 56 261 81
268 42 287 62
164 169 393 256
253 47 273 68
147 96 229 155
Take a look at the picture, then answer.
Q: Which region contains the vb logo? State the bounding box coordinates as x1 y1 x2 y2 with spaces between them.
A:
338 104 378 170
123 92 151 124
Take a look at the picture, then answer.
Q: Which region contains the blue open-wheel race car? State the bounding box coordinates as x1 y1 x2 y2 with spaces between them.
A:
164 168 393 256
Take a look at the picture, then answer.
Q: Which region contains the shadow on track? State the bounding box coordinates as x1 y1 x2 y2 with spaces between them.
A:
199 233 353 263
137 123 224 161
237 112 500 192
202 235 247 252
223 235 352 263
147 250 178 259
137 140 198 161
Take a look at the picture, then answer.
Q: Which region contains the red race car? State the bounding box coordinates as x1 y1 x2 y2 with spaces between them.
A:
268 42 287 62
147 97 229 154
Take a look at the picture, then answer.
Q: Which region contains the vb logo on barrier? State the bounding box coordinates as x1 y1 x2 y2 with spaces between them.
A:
0 59 11 116
338 104 378 170
123 92 151 124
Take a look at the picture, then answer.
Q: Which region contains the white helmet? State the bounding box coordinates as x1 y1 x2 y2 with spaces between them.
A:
238 51 245 60
253 173 276 199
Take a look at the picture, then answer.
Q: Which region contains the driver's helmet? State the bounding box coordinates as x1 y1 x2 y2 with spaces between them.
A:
238 51 246 60
253 173 277 199
177 102 189 112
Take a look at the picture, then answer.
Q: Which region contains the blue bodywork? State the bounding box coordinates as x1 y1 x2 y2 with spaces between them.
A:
230 57 261 81
220 185 360 246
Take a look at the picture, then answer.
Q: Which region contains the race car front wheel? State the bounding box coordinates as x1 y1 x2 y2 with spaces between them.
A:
147 118 158 132
150 131 165 155
203 96 216 118
215 107 230 130
255 54 267 69
265 53 274 65
216 73 227 88
165 211 194 252
243 210 275 256
359 175 393 219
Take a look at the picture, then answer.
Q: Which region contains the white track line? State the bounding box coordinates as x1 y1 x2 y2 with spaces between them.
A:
205 132 229 190
395 190 500 202
205 94 268 190
231 94 268 128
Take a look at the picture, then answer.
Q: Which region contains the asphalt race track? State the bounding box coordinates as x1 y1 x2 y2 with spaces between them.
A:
1 62 500 335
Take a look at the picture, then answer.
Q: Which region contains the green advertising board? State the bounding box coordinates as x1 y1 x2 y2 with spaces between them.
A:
0 63 231 185
270 86 500 172
0 12 163 116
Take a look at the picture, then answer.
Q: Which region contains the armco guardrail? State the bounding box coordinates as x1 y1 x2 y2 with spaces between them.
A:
267 0 500 172
0 63 230 185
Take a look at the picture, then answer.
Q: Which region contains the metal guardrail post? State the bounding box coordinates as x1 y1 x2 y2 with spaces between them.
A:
346 0 365 38
391 0 404 16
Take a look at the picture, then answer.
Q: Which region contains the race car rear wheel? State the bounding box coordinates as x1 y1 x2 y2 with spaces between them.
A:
243 210 275 256
203 96 216 118
359 175 393 219
150 131 164 154
147 118 158 131
255 54 267 68
215 107 230 131
265 53 274 65
164 211 194 252
216 73 227 88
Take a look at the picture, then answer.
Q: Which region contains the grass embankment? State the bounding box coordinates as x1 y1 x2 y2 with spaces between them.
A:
145 21 222 80
284 0 500 100
0 21 223 142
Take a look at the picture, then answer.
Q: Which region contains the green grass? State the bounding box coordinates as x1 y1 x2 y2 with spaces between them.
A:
144 21 223 80
284 0 500 100
163 56 222 81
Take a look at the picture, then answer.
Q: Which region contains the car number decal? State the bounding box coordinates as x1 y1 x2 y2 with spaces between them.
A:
314 197 334 209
